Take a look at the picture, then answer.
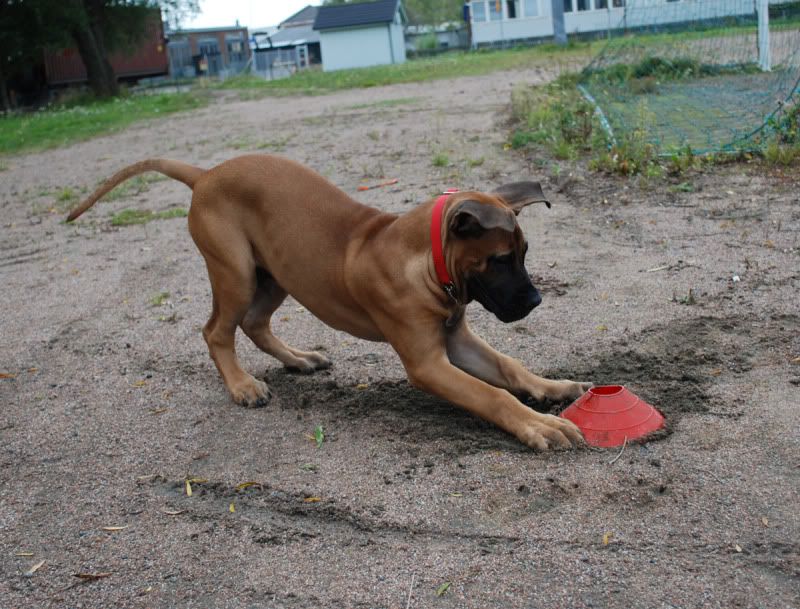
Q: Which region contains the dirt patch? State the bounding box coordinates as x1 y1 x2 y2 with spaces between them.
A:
2 66 799 609
266 373 524 457
548 314 798 418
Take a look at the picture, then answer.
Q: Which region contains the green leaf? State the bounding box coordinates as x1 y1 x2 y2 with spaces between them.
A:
314 425 324 448
436 582 451 596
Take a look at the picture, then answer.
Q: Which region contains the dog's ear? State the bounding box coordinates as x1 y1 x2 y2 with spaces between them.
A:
449 199 516 239
492 181 551 214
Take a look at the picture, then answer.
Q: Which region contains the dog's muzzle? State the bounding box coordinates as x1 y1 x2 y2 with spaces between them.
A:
468 275 542 323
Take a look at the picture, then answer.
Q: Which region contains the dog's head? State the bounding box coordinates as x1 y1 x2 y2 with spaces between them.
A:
446 182 550 323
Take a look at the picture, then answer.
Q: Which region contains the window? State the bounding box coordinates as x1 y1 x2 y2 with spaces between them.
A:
563 0 573 13
613 0 625 6
198 38 220 57
471 1 486 22
506 1 520 19
226 35 245 63
576 0 590 10
524 0 539 17
489 0 502 21
596 0 607 8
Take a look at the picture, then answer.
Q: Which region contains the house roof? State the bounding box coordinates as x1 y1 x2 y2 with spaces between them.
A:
267 26 320 47
280 5 319 29
313 0 402 31
167 26 248 36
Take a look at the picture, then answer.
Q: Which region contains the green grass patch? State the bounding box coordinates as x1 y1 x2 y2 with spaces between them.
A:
104 173 168 201
432 153 450 167
228 135 293 151
344 97 422 110
149 291 171 306
110 207 188 226
219 44 592 95
0 91 209 155
510 74 800 178
44 186 86 214
510 75 662 177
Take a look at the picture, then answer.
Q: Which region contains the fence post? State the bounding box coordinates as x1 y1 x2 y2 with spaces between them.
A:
757 0 771 72
551 0 567 45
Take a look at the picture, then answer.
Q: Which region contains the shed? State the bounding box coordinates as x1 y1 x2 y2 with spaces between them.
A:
250 6 321 79
313 0 407 72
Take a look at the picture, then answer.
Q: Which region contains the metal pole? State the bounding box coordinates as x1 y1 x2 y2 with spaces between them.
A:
757 0 771 72
552 0 567 45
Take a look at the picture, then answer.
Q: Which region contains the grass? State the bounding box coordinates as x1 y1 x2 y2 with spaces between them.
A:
149 291 171 306
344 97 421 110
510 73 799 180
761 102 800 165
104 173 168 201
110 207 188 226
0 91 209 155
228 135 293 152
510 74 667 177
432 153 450 167
218 43 592 95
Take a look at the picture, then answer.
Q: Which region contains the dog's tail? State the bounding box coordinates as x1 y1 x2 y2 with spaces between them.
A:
66 159 204 223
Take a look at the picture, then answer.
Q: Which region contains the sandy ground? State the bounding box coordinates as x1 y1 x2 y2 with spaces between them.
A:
1 65 799 609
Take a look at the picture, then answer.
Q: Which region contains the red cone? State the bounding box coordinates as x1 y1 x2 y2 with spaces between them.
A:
560 385 665 448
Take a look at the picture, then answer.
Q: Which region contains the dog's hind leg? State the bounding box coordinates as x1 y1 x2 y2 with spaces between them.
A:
192 222 272 407
240 268 331 374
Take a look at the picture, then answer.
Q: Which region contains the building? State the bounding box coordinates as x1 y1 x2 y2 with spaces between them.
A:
313 0 407 72
166 26 250 78
467 0 782 47
250 4 321 78
406 23 468 54
43 12 167 86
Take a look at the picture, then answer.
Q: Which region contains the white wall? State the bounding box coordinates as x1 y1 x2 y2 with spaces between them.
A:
471 0 553 45
320 25 403 71
389 22 407 63
470 0 770 44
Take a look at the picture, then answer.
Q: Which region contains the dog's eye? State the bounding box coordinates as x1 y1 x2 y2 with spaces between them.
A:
490 253 513 266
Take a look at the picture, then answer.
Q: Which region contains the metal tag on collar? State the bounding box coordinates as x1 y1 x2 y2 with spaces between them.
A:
443 282 458 303
442 188 459 195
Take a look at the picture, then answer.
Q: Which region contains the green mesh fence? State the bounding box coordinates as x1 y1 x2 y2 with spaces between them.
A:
579 0 800 154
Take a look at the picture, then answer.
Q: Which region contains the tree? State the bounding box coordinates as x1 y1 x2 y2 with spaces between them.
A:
0 0 70 109
0 0 198 106
61 1 198 99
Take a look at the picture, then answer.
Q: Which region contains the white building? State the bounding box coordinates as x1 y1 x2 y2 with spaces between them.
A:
467 0 780 47
313 0 407 72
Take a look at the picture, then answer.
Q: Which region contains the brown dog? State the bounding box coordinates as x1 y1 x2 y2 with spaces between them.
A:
67 155 590 450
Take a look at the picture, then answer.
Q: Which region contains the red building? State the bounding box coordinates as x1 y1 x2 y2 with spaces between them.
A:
43 16 168 86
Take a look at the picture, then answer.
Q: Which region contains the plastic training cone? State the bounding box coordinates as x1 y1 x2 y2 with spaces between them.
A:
560 385 665 448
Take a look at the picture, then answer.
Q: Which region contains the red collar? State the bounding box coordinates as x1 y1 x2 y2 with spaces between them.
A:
431 189 459 302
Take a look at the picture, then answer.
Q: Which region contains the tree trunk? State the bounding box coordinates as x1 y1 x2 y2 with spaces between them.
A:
70 0 119 98
0 59 11 111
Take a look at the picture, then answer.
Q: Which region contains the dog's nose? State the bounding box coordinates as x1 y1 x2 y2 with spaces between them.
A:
526 288 542 309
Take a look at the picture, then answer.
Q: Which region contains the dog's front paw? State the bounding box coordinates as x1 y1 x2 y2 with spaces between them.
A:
306 351 332 370
285 351 332 374
550 380 592 402
518 412 584 451
230 376 273 408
